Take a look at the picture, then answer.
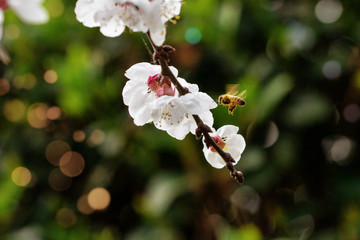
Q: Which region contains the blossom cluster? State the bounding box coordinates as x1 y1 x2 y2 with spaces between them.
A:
1 0 247 171
120 61 246 168
74 0 246 169
75 0 181 46
123 62 216 140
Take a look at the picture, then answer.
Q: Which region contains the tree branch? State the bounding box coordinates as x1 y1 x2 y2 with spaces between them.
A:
146 33 244 184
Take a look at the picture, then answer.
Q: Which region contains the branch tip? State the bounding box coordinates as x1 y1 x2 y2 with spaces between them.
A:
153 45 173 63
230 170 244 184
163 45 175 53
195 127 203 140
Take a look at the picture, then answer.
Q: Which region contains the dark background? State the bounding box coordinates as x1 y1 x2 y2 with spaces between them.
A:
1 0 359 239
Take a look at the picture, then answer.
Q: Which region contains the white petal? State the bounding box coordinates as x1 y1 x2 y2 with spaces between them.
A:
9 0 48 23
161 0 182 22
122 79 141 105
151 98 185 130
125 83 149 109
217 125 239 137
166 122 189 140
193 92 217 111
127 92 155 125
75 0 113 27
202 147 226 169
226 134 246 154
178 78 199 93
123 87 155 125
173 92 216 115
131 104 153 126
125 62 161 81
98 12 125 37
147 95 172 110
124 63 178 80
149 25 166 46
139 0 165 46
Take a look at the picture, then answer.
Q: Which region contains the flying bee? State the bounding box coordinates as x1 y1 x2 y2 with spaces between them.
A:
218 84 246 115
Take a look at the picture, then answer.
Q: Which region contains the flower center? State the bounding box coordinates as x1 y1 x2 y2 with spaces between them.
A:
209 135 226 152
0 0 8 10
115 1 139 10
147 74 175 97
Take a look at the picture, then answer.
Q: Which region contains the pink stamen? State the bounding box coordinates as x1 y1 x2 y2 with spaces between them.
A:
209 135 226 152
115 1 139 10
147 74 175 97
0 0 9 10
147 74 159 92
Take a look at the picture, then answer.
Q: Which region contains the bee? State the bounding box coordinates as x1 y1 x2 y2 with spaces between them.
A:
218 84 246 115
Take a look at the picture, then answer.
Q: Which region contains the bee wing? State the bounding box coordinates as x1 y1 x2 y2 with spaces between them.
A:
225 84 239 95
225 84 247 98
236 89 247 98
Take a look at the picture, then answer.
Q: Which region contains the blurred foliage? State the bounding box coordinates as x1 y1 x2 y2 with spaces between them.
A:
1 0 360 239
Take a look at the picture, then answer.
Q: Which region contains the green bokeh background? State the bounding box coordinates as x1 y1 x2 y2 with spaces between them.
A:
1 0 360 239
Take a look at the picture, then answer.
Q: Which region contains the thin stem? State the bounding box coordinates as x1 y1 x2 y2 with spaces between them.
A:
146 33 189 96
146 33 244 184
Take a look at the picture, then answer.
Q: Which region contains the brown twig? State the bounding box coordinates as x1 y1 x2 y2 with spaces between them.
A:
146 33 244 184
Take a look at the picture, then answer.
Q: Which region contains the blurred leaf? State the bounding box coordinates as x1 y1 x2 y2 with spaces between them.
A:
283 92 332 127
239 146 266 172
257 73 294 122
139 173 188 218
55 43 101 117
220 224 263 240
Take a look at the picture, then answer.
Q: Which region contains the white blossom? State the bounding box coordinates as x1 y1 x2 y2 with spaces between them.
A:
202 125 246 169
75 0 182 46
0 0 49 39
122 62 217 140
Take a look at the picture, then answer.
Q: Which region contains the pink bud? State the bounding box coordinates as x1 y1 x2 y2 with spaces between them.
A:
148 74 175 97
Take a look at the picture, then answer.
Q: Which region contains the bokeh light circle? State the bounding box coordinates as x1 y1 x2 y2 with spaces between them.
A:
322 60 341 80
88 129 105 146
184 27 202 44
3 99 26 122
56 208 77 228
0 78 10 95
11 167 32 187
27 103 49 128
77 194 95 215
73 130 86 143
46 140 71 166
46 106 62 120
87 188 111 210
343 104 360 123
48 168 72 191
315 0 343 24
59 151 85 177
44 70 58 84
